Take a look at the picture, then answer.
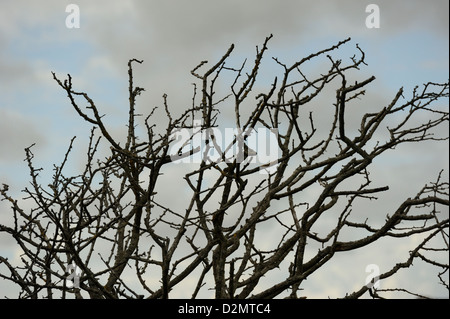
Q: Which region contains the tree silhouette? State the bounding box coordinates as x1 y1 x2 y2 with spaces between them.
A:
1 36 448 299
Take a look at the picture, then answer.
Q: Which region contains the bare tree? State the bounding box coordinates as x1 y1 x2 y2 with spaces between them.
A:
1 36 448 299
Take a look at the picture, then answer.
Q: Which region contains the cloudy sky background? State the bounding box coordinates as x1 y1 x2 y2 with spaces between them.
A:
0 0 449 298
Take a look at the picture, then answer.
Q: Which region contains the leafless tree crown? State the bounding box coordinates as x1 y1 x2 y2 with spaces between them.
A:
1 36 449 299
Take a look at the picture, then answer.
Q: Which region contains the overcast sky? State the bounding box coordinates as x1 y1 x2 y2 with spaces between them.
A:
0 0 449 298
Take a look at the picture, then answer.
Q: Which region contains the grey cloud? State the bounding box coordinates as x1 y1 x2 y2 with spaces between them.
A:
0 109 47 162
70 0 448 113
